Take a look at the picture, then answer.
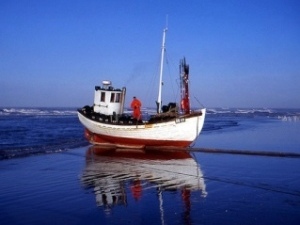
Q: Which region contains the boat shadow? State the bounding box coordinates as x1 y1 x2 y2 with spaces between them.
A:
81 146 207 213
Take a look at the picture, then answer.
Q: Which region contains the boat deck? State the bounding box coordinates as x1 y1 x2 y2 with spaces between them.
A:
78 107 203 126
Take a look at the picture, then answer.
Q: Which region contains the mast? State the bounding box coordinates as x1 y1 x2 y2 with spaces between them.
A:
156 27 167 114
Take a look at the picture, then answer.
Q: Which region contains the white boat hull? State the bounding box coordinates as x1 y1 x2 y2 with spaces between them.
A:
78 108 206 148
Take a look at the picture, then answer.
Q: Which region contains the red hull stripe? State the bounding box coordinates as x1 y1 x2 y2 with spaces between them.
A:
84 129 191 148
87 146 192 160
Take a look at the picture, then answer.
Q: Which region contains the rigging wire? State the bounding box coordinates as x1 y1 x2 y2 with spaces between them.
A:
164 50 180 104
144 52 162 108
193 96 205 109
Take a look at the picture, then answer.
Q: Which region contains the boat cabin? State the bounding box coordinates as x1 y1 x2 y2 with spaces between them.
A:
93 81 126 116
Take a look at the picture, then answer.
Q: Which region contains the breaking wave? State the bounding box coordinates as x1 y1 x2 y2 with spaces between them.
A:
0 107 77 116
206 108 300 121
278 115 300 122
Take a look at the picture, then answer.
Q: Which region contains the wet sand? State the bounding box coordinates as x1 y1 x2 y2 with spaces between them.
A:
1 120 300 225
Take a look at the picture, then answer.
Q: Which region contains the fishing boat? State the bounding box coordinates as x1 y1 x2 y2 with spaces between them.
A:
77 27 206 149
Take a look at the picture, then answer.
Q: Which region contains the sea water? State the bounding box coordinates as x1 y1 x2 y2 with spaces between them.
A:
0 107 300 224
1 107 299 159
0 107 87 159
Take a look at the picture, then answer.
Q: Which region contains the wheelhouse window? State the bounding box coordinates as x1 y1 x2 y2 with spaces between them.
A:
115 93 121 103
110 93 115 102
100 92 105 102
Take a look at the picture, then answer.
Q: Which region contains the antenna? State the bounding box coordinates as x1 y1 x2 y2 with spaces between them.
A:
165 14 168 29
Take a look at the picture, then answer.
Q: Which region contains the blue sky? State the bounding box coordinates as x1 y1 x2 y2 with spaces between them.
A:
1 0 299 108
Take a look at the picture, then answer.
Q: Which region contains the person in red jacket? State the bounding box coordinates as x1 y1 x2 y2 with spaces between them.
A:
130 96 142 120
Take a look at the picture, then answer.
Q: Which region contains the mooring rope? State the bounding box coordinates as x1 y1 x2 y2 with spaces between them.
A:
188 147 300 158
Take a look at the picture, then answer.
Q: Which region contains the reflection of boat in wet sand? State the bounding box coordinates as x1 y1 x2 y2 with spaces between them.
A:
81 147 206 212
